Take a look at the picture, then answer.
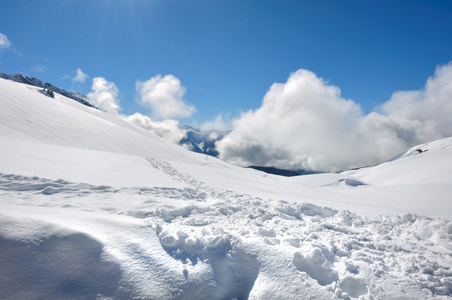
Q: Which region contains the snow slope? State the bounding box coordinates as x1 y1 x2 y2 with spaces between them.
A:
1 77 451 299
344 138 452 185
0 72 95 108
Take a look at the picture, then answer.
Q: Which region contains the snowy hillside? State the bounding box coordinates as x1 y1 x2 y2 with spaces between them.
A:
0 72 96 108
344 138 452 185
1 77 451 299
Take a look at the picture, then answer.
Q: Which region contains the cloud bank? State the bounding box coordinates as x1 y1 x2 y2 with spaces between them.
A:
136 74 196 120
87 77 121 115
73 68 89 83
216 63 452 172
0 33 12 50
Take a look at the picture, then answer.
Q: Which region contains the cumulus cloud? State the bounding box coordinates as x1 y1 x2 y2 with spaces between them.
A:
136 74 196 120
216 64 452 172
381 63 452 140
73 68 89 83
124 112 187 144
87 77 121 115
83 76 189 145
0 33 11 50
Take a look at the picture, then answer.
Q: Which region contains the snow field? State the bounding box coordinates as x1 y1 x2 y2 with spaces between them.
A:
1 77 452 299
1 168 451 299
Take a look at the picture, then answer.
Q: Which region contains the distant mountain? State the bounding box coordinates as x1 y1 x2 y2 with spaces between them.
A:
247 166 321 177
179 126 228 157
248 166 301 176
179 126 322 177
0 73 96 108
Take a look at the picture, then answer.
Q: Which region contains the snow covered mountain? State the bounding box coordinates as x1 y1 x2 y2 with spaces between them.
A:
0 77 451 299
179 126 226 157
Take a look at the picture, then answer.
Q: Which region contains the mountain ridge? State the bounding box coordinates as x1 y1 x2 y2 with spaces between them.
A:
0 72 96 108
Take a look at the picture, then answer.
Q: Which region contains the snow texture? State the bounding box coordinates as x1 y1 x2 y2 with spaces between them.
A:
1 77 452 299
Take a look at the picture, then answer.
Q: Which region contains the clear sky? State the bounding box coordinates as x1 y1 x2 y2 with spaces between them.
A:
1 0 452 127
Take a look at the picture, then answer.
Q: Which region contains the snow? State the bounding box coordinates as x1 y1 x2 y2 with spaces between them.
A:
1 77 452 299
344 138 452 185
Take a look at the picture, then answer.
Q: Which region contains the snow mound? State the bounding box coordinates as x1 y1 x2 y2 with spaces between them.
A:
0 217 123 300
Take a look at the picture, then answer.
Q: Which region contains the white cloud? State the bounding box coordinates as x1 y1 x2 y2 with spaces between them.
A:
124 112 187 144
73 68 89 83
87 77 121 115
0 33 11 50
200 114 229 132
381 62 452 140
136 74 196 120
216 64 452 172
83 76 189 145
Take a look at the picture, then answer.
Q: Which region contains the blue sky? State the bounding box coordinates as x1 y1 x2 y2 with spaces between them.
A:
1 0 452 127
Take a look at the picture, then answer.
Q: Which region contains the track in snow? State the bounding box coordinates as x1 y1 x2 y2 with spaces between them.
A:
1 165 452 299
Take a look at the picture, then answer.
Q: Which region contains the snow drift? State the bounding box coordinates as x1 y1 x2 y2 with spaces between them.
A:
0 77 451 299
